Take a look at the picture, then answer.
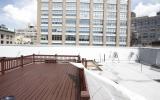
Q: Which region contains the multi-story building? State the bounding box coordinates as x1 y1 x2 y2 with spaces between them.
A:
131 12 136 18
15 25 37 44
0 24 15 45
37 0 131 46
131 12 160 46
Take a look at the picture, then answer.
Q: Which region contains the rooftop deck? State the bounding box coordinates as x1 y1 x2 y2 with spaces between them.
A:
0 63 80 100
0 54 90 100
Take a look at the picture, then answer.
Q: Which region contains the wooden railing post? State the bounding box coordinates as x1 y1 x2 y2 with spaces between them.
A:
55 54 57 60
78 55 81 63
85 59 87 68
79 68 90 100
33 54 35 63
79 69 86 90
1 57 6 75
21 55 23 68
82 58 85 65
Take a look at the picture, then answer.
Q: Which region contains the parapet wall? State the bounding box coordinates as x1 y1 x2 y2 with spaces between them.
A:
0 45 159 66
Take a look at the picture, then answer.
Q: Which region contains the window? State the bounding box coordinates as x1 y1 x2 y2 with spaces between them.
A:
107 12 116 18
6 41 9 44
120 28 126 34
41 18 48 22
120 20 127 26
93 27 103 34
52 3 62 10
52 35 62 40
41 18 48 25
80 19 90 25
41 35 48 40
106 28 116 32
66 27 76 33
41 10 48 16
80 11 89 18
119 36 126 42
6 35 9 39
79 27 89 33
52 26 62 32
107 44 115 46
93 11 103 18
1 34 4 39
80 3 89 11
79 35 89 41
41 29 48 32
93 19 103 25
66 10 76 16
120 12 127 19
41 22 48 24
93 3 103 11
106 32 116 34
41 26 48 32
107 36 116 42
107 20 116 26
66 3 76 10
107 4 116 11
93 36 103 42
66 19 76 24
120 4 127 11
1 40 4 44
66 35 76 41
143 33 148 38
52 10 63 16
52 18 62 24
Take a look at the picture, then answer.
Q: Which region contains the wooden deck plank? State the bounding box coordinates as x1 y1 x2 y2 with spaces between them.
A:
60 68 73 100
50 64 74 100
55 64 73 100
0 63 80 100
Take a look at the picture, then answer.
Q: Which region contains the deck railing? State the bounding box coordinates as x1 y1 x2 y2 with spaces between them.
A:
0 56 33 74
0 54 81 75
79 58 90 100
34 54 81 63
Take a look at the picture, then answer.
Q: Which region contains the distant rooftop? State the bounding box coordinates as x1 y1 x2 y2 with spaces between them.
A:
0 24 15 33
0 24 8 30
132 11 160 20
157 11 160 16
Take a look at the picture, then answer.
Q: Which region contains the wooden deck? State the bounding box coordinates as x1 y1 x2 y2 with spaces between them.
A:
0 63 80 100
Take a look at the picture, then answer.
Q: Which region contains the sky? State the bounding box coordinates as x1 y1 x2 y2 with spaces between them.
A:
0 0 160 30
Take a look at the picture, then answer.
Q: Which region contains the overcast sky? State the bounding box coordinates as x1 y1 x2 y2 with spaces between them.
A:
0 0 160 29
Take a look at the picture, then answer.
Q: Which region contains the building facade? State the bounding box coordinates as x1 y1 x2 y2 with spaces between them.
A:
37 0 131 46
15 25 37 44
131 12 160 46
0 24 15 45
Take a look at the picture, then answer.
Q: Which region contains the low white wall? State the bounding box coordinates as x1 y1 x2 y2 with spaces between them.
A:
0 45 139 62
0 45 160 65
